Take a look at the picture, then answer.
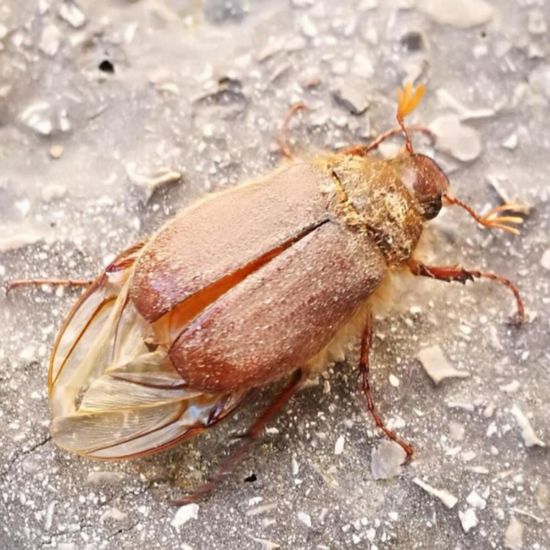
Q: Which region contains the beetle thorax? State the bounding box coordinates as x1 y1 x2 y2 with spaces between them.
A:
318 155 425 265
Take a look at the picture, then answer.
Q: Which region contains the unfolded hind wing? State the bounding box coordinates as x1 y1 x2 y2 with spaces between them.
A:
49 247 245 459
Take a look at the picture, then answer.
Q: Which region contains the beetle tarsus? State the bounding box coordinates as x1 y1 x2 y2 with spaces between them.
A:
171 369 308 506
408 259 525 323
359 312 414 458
443 193 527 235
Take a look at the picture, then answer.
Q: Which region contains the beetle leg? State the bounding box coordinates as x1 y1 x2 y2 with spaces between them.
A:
172 368 309 505
6 241 146 294
408 259 525 323
359 312 414 457
277 102 308 159
443 193 527 235
5 278 91 293
340 126 434 157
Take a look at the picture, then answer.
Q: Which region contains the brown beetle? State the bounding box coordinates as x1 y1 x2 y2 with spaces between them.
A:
9 83 526 503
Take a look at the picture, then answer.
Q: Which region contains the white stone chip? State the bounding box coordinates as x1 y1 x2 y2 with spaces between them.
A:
20 101 53 136
504 516 524 549
413 478 458 509
171 503 199 530
540 250 550 271
466 490 487 509
39 24 61 56
416 345 470 384
371 441 407 480
510 405 546 447
429 114 482 162
297 511 312 528
459 508 479 533
416 0 494 28
125 164 182 200
249 536 281 550
334 435 345 455
58 1 86 28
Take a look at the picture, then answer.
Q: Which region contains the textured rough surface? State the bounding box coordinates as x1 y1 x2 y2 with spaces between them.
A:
1 1 549 549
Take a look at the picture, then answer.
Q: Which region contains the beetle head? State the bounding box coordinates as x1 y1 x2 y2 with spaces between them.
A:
397 153 449 220
393 83 449 219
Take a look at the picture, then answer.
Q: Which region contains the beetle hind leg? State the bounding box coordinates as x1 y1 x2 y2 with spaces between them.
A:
171 368 309 506
359 312 414 457
277 102 308 159
5 277 91 294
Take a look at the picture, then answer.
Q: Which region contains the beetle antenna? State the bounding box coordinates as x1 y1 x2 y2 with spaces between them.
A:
396 82 426 155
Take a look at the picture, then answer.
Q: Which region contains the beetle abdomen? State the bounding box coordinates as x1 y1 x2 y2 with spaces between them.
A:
169 221 386 393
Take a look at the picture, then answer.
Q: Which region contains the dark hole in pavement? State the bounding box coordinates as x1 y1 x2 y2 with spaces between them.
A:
98 59 115 73
244 473 257 482
401 31 423 52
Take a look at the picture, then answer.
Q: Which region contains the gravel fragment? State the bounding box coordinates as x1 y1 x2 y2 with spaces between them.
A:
529 64 550 100
371 441 407 480
413 478 458 509
334 435 345 455
58 1 86 28
416 345 470 384
459 508 479 533
19 102 54 136
297 511 312 528
171 503 199 530
38 24 61 56
332 77 370 115
429 114 482 162
416 0 495 28
86 471 127 485
540 250 550 271
510 405 545 447
504 516 524 550
466 490 487 509
125 165 183 200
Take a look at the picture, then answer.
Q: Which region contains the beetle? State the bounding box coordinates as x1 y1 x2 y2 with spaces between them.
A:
8 83 526 503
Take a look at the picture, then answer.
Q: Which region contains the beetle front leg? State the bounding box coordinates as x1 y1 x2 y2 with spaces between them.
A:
172 368 309 506
408 259 525 323
359 312 414 457
341 126 434 157
443 193 527 235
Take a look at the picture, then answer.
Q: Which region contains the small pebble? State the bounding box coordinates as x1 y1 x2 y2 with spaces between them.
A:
416 345 470 384
297 511 312 528
430 114 482 162
504 516 524 549
171 503 199 530
58 1 87 28
416 0 494 29
466 490 487 509
86 471 126 485
510 405 546 447
540 250 550 271
459 508 479 533
332 77 370 115
502 133 518 150
413 478 458 509
49 144 64 159
371 441 407 480
38 24 61 56
334 435 345 455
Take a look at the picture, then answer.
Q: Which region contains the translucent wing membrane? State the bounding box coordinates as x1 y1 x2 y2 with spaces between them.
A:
49 249 244 459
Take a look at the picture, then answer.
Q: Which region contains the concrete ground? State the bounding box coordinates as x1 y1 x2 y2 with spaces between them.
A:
1 0 549 548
